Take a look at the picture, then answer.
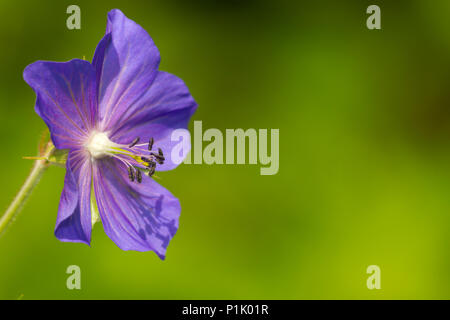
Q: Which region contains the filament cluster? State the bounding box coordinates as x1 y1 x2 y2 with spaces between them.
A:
120 137 165 183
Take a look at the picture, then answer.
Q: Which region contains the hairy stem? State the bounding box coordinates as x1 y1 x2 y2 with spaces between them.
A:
0 143 54 237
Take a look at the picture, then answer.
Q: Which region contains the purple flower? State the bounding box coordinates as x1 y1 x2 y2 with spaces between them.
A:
23 9 197 259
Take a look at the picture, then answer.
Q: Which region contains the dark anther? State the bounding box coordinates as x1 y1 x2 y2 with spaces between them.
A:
136 170 142 183
129 137 140 148
151 153 165 165
147 160 156 168
141 156 151 163
151 152 165 160
148 137 154 151
158 148 163 156
128 166 135 182
147 161 156 176
148 166 156 177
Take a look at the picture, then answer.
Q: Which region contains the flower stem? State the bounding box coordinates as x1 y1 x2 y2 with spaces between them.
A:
0 143 54 237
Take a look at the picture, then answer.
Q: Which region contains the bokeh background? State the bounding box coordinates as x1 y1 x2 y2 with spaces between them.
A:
1 0 450 299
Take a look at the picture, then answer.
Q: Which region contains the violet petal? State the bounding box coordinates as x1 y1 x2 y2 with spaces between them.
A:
93 9 161 130
54 150 92 244
93 158 180 259
110 71 197 171
23 59 97 149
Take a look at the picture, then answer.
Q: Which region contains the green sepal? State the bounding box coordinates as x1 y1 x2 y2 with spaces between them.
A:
47 148 69 167
25 129 69 167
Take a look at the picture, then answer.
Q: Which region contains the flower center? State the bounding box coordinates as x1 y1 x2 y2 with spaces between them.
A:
85 131 117 159
84 131 164 183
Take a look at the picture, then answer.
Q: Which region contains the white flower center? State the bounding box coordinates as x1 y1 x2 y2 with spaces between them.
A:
85 131 117 159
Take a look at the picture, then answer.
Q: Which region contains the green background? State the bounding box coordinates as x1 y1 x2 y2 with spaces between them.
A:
1 0 450 299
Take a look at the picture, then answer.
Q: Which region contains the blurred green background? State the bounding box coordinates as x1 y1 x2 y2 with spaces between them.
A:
1 0 450 299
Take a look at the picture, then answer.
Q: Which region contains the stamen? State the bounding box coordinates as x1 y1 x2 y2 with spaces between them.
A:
129 137 140 148
148 137 154 151
150 152 165 164
97 135 164 181
136 170 142 183
111 153 134 168
85 132 164 182
128 166 135 182
148 165 156 177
